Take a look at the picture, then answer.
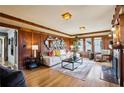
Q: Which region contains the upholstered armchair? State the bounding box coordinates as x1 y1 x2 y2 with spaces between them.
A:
94 49 112 62
94 52 102 62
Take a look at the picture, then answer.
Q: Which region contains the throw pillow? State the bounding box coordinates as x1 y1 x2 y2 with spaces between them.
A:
52 50 55 56
55 50 58 56
57 50 61 56
48 51 53 56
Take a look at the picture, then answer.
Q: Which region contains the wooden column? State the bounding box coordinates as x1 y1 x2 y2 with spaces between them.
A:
120 14 124 45
83 38 86 52
91 38 94 53
120 45 123 86
119 14 124 86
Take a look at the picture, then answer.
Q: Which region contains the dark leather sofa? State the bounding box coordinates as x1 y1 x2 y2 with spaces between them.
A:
0 65 26 87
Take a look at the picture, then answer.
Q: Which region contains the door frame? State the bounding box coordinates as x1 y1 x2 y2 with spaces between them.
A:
0 37 5 65
0 25 18 69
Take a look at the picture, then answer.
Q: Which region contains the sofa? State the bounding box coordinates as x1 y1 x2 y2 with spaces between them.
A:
0 65 26 87
43 49 80 67
43 49 67 66
43 56 61 66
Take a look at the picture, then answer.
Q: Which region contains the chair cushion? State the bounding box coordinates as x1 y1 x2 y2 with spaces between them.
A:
60 49 66 55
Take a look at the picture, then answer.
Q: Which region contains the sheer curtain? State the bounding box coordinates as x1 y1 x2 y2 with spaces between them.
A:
85 38 92 52
94 37 102 53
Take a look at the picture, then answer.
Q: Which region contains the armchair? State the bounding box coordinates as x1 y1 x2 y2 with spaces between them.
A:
94 49 112 62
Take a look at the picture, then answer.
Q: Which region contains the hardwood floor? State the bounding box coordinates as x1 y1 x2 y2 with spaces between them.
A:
24 61 119 87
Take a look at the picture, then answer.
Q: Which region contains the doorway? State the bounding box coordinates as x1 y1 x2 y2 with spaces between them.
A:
0 26 18 70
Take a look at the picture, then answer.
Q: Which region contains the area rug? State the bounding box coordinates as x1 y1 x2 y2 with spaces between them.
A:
100 65 118 84
51 60 94 81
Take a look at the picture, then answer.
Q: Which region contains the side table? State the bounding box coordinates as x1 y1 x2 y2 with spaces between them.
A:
25 57 42 69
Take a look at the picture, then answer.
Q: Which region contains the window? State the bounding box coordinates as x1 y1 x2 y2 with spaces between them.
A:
85 38 92 52
94 37 102 53
78 39 84 51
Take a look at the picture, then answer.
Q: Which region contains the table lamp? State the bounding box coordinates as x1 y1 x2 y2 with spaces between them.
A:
32 45 38 58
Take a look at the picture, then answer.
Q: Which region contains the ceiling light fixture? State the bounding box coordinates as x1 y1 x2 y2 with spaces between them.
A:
62 12 72 20
80 26 85 31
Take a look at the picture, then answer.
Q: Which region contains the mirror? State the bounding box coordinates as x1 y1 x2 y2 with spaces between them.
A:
44 36 65 50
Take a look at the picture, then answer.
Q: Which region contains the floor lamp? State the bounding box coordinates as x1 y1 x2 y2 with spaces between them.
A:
32 45 38 58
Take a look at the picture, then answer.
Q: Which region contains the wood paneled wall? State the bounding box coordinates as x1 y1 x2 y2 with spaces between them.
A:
102 36 112 49
18 29 71 69
18 30 32 69
120 14 124 45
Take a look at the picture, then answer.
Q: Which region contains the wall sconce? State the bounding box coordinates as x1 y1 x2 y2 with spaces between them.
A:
70 45 73 50
108 34 112 37
113 33 116 38
116 41 120 45
32 45 38 58
111 27 116 32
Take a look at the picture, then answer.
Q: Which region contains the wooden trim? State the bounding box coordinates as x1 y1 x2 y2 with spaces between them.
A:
120 45 123 86
83 39 86 52
0 12 71 36
0 22 20 29
0 22 70 38
91 37 94 53
0 22 43 34
111 5 121 26
113 43 124 86
71 30 111 36
78 35 110 39
0 12 111 37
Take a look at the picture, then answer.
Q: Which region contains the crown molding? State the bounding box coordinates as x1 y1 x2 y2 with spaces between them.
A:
0 22 70 38
71 30 111 37
0 12 111 38
111 5 121 26
0 12 71 37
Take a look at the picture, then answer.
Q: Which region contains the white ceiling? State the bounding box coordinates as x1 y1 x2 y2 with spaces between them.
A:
0 5 115 35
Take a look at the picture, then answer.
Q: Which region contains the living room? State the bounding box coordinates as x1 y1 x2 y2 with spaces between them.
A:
0 4 124 88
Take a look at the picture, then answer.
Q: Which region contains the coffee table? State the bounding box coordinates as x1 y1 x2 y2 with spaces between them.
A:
61 57 83 71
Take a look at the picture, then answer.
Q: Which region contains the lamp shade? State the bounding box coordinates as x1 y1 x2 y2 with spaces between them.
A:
111 27 116 32
70 45 73 49
32 45 38 50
